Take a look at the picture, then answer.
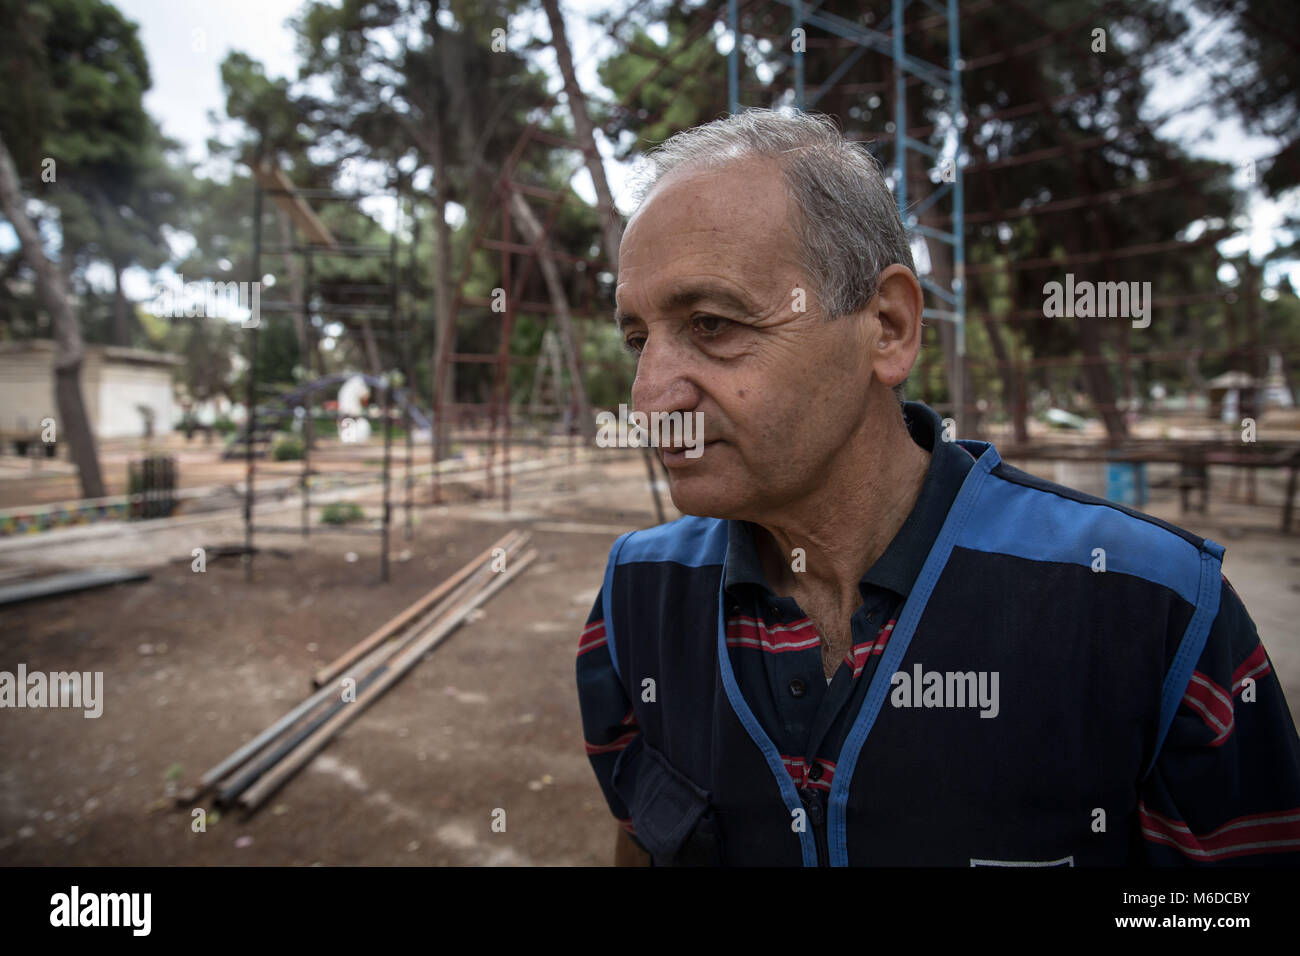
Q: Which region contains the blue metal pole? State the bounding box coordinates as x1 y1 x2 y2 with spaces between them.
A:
892 0 907 218
948 0 965 358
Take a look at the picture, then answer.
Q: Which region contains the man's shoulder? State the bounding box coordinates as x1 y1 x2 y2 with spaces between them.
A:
607 514 729 569
966 458 1222 606
984 459 1210 553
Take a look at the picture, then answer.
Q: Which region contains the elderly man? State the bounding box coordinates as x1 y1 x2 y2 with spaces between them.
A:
575 109 1300 866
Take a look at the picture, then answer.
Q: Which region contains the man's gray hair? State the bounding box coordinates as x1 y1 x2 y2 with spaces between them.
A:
635 108 916 401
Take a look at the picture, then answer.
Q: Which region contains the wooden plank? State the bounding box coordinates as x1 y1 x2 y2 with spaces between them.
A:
250 163 338 248
0 568 149 606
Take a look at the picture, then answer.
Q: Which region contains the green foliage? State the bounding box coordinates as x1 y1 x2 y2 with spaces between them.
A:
593 6 732 159
1190 0 1300 197
0 0 187 348
272 435 305 460
321 502 364 525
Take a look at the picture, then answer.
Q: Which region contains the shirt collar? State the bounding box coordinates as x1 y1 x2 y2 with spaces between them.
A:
724 401 975 603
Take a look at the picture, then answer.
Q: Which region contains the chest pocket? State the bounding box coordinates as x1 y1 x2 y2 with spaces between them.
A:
612 736 723 866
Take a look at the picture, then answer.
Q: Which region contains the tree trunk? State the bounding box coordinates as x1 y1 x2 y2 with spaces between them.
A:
1075 312 1127 441
542 0 623 266
430 149 454 458
541 0 627 441
982 312 1029 444
0 130 105 498
977 164 1030 442
413 21 456 461
1074 160 1128 442
274 207 313 370
508 190 594 439
359 315 382 376
436 19 597 440
112 261 132 347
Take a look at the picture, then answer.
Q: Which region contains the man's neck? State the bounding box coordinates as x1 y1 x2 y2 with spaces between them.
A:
752 403 931 612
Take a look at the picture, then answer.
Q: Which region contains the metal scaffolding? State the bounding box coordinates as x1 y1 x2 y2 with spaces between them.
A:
242 166 411 583
732 0 968 414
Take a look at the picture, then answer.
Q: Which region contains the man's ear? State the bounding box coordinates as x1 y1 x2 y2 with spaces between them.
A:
870 264 924 391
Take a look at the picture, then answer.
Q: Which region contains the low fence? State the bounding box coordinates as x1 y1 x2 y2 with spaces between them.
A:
127 455 178 520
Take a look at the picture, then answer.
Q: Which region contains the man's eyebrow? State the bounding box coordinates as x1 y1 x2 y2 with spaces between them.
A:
614 283 757 332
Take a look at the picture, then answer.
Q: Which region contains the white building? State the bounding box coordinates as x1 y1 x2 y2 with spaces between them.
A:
0 340 182 440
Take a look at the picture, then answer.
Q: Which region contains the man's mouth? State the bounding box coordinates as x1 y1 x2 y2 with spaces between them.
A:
660 440 722 465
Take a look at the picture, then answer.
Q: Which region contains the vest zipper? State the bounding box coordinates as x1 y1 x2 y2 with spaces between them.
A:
799 786 830 867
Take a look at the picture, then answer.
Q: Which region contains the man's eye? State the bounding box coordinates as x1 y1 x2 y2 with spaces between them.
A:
693 314 729 335
623 335 646 356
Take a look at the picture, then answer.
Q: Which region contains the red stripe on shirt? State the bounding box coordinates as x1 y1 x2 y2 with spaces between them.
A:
1139 802 1300 860
585 730 638 756
845 619 897 677
1232 644 1271 695
726 615 822 653
781 755 837 791
1183 671 1234 746
577 620 607 656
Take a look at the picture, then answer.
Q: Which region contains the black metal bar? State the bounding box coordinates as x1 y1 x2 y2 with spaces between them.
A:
302 247 314 539
260 244 392 257
259 303 396 317
1284 463 1298 534
501 189 512 514
251 524 384 536
257 187 392 202
381 220 397 584
403 197 416 541
246 178 263 582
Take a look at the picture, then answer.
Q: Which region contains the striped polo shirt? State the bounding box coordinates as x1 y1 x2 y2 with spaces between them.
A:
719 402 972 808
576 402 1300 865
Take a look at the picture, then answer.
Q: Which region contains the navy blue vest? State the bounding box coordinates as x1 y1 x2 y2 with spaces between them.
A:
600 440 1225 865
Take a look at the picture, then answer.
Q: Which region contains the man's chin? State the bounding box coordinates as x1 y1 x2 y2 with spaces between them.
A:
665 474 749 521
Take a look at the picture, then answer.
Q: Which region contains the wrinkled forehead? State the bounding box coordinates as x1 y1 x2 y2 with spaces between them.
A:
627 155 791 236
618 157 801 293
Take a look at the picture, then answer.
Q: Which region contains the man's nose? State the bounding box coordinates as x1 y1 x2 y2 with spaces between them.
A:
631 335 698 416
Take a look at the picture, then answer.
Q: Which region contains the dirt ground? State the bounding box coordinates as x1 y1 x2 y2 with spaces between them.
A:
0 453 653 866
1 449 1298 866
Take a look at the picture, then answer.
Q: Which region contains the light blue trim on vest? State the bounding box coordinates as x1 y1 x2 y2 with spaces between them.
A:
827 441 1003 866
714 542 820 867
826 438 1227 863
1146 539 1224 779
604 517 730 684
602 531 635 682
603 515 814 863
956 474 1206 606
614 515 729 567
944 451 1226 779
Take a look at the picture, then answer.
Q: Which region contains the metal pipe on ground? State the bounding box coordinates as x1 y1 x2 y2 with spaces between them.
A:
312 528 522 687
237 547 539 813
179 625 407 805
216 537 522 804
183 531 528 803
214 664 389 806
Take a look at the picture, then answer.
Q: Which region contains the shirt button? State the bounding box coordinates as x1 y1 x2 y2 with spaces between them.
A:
808 763 823 781
788 678 807 698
